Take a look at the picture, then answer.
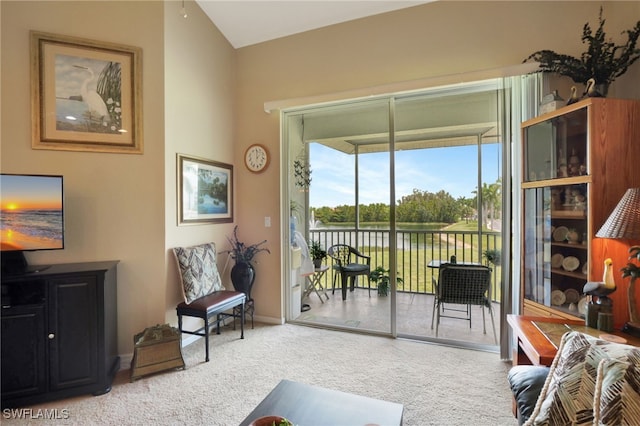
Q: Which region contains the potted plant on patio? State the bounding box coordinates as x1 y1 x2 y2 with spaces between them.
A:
483 249 501 267
308 240 327 269
369 266 404 296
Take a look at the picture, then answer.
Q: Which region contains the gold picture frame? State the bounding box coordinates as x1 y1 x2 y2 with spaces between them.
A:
30 31 143 153
177 154 234 225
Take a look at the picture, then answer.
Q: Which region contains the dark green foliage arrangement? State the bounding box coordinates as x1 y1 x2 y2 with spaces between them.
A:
224 226 270 264
524 7 640 86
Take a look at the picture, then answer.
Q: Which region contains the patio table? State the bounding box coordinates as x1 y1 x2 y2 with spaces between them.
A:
428 259 481 268
301 265 330 303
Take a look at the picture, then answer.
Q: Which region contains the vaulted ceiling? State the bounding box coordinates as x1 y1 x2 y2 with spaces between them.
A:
192 1 530 154
194 1 432 48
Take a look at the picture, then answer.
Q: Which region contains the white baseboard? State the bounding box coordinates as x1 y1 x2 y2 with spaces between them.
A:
120 353 133 370
254 315 283 325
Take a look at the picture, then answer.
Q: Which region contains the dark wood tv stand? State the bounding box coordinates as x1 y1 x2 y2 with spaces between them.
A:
1 261 119 408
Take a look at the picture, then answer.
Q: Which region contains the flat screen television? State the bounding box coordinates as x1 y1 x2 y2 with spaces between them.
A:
0 173 64 274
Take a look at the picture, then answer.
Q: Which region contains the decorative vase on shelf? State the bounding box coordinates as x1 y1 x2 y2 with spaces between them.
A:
230 261 256 300
603 258 616 290
290 215 297 245
594 82 609 98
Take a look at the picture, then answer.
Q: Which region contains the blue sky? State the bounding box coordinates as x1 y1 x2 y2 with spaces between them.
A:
309 143 501 208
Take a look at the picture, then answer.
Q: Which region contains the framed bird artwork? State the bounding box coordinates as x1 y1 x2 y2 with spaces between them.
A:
30 31 143 154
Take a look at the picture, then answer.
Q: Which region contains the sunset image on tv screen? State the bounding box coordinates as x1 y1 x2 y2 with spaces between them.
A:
0 175 64 251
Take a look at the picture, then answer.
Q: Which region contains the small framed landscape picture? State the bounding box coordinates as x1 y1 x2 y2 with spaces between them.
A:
177 154 233 225
30 31 143 153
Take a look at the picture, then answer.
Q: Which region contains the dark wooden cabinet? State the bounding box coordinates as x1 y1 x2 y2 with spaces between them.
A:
1 304 47 400
1 261 119 408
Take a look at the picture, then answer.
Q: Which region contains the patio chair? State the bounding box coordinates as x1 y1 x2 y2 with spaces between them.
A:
431 263 496 343
327 244 371 300
430 271 471 329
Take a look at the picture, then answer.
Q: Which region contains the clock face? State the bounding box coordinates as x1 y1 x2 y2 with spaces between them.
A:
244 144 269 173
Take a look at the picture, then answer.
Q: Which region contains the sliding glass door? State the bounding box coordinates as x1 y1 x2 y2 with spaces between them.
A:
283 74 540 351
284 98 392 335
392 83 503 347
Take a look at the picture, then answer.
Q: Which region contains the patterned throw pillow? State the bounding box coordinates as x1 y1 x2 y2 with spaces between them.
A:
593 355 640 426
525 331 638 426
173 242 225 304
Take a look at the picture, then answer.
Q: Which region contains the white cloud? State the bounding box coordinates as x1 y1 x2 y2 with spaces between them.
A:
307 143 499 208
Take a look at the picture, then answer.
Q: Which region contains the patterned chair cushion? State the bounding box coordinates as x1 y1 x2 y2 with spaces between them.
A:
525 331 638 426
173 242 225 304
593 356 640 425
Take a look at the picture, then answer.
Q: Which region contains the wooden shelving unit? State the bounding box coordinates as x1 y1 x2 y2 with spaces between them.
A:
520 98 640 323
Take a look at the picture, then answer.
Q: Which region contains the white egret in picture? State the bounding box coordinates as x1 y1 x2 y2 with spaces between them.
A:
55 54 122 134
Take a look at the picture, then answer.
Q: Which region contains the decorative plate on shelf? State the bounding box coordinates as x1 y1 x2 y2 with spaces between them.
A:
553 226 569 242
578 296 588 315
564 288 580 304
562 256 580 272
551 289 566 306
582 261 588 275
551 253 564 268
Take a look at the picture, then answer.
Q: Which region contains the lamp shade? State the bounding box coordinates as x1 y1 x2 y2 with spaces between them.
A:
596 188 640 239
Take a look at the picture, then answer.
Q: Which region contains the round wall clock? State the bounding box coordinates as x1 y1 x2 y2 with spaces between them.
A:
244 144 269 173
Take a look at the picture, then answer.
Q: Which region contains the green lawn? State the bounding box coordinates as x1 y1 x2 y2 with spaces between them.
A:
319 220 502 299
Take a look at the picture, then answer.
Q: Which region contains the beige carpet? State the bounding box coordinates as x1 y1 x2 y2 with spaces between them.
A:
4 323 516 425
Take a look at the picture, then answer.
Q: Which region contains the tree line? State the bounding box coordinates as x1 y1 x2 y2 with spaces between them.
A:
311 180 501 225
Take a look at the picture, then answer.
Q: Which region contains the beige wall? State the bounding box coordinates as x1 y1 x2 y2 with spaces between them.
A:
234 1 640 321
0 0 235 356
163 1 237 331
1 0 639 357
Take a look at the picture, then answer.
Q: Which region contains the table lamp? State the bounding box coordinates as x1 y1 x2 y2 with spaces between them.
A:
595 188 640 337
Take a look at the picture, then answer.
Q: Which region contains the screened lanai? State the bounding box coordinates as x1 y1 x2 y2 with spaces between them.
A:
280 73 542 353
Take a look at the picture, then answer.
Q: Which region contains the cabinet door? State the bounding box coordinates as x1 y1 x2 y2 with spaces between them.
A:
522 184 588 316
1 304 46 399
522 187 551 305
522 104 590 319
48 275 98 390
523 108 588 183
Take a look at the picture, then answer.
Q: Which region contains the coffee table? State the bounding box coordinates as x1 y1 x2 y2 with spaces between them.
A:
239 379 404 426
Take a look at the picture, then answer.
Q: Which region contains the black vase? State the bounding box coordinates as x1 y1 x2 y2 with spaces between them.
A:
231 261 255 300
595 83 609 97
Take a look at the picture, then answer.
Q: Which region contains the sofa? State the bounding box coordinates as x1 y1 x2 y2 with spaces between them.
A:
507 331 640 425
508 365 550 424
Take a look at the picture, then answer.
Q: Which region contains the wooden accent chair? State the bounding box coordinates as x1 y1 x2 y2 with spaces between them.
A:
173 242 246 362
